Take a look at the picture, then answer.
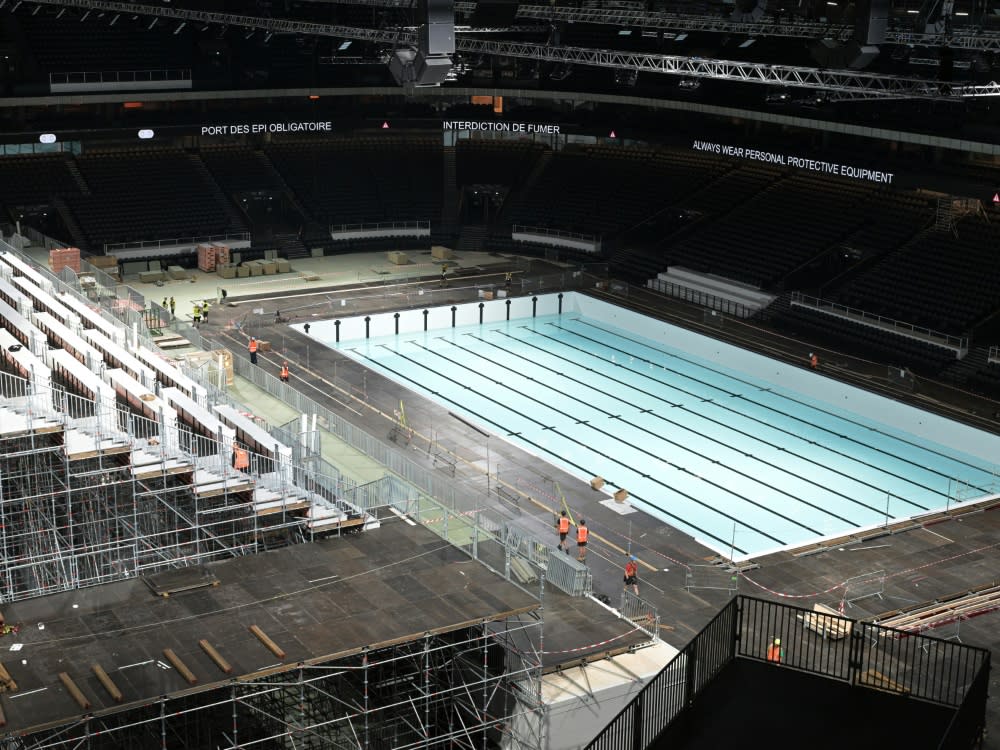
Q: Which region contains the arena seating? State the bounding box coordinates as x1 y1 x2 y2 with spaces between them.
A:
64 149 243 250
769 297 960 376
16 14 190 73
831 214 1000 334
200 146 281 193
456 140 546 187
667 173 877 289
266 137 443 226
0 154 79 211
504 144 729 238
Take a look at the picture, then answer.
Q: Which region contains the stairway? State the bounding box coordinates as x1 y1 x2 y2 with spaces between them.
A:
186 153 248 234
457 225 488 252
496 149 552 228
274 231 310 260
441 145 459 235
51 196 90 253
937 344 989 386
64 157 91 195
254 149 312 221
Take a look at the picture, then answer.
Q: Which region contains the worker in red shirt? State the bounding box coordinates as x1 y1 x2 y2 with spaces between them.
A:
623 554 639 595
280 362 289 383
556 510 570 553
809 352 819 370
576 519 589 562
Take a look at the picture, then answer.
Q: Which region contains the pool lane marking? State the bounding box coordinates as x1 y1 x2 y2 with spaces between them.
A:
439 335 842 531
531 323 947 504
360 346 758 553
566 318 994 489
472 330 901 521
390 344 788 546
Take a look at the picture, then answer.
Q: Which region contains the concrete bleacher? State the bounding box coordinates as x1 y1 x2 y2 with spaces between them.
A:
83 328 158 388
649 267 777 318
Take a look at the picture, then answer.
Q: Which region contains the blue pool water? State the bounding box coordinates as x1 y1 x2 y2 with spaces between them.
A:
305 303 998 559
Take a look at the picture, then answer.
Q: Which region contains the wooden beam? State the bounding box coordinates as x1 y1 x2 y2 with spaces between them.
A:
0 661 16 693
58 672 90 710
0 700 5 727
91 664 123 703
163 649 198 685
199 640 233 675
249 625 286 659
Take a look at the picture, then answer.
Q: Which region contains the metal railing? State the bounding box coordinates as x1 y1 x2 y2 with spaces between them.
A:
790 292 968 352
646 277 752 319
989 345 999 364
330 220 430 236
511 225 597 243
588 596 991 750
104 232 250 254
49 69 192 85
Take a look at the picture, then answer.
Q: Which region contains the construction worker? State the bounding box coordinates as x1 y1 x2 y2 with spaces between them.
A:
766 637 783 663
556 510 570 553
201 300 209 322
440 263 448 288
505 271 512 292
623 554 639 595
248 336 259 365
161 297 168 310
192 302 201 327
280 361 289 383
169 297 176 317
576 518 589 562
809 352 819 370
231 444 250 471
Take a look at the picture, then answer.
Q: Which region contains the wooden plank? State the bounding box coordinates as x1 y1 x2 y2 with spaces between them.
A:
58 672 91 709
199 640 233 675
163 649 198 685
0 661 17 693
249 625 286 659
91 664 123 703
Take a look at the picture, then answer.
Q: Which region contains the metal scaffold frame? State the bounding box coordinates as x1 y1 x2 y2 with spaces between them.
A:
14 614 544 750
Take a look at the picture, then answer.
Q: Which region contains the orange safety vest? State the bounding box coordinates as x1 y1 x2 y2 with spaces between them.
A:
249 340 258 353
558 516 570 534
234 448 249 470
767 643 782 663
577 525 588 543
280 364 289 378
810 354 818 369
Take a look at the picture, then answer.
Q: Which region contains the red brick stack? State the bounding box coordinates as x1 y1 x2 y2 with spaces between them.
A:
49 247 81 274
214 243 231 266
197 244 217 272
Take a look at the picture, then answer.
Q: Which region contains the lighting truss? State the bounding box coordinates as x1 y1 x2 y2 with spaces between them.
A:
512 5 1000 52
268 0 1000 51
26 0 1000 98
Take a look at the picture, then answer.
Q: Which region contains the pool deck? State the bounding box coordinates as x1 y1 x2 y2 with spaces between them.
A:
34 249 1000 735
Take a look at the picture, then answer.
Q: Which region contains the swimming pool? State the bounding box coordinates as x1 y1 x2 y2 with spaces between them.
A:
296 293 1000 559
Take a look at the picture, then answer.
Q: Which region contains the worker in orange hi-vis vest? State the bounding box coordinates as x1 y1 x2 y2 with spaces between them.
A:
248 337 259 365
809 352 819 370
556 510 570 553
280 362 290 383
766 637 784 663
623 555 639 595
576 519 589 562
231 445 249 471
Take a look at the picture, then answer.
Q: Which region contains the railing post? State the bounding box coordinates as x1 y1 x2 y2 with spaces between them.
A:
631 691 644 750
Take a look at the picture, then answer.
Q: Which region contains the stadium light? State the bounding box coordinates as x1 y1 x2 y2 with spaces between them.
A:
55 7 64 17
137 129 155 140
31 3 39 14
79 8 88 20
39 133 57 144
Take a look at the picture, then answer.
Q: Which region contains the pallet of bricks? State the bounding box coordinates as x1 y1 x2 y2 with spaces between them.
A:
49 247 81 274
197 243 218 273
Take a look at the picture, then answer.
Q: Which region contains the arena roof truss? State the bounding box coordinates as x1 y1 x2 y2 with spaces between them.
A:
25 0 1000 99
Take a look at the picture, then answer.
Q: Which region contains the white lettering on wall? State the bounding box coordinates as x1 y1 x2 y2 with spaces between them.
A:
442 121 561 134
691 139 894 184
200 121 333 136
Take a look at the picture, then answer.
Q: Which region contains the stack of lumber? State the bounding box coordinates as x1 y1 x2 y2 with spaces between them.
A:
876 584 1000 634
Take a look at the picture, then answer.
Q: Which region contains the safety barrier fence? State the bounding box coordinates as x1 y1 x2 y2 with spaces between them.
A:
104 232 250 254
587 596 991 750
645 277 752 319
790 292 968 352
